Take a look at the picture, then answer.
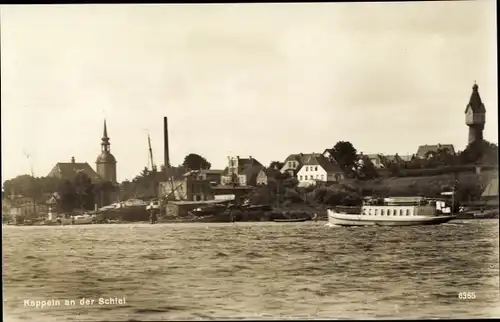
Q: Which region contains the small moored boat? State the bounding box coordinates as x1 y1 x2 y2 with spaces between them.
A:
273 217 310 223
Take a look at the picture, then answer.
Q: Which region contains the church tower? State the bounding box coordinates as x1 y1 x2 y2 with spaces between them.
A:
465 82 486 144
96 120 117 183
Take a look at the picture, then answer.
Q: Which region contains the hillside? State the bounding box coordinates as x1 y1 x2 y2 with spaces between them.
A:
248 168 498 209
346 169 496 200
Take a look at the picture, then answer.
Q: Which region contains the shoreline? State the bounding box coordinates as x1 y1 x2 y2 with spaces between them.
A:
4 217 498 227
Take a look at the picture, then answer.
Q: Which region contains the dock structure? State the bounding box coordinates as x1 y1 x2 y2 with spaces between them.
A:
211 185 254 206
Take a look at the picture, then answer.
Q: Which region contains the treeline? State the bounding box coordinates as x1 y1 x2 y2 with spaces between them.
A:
3 141 497 211
3 172 116 213
328 139 498 180
249 172 485 208
2 152 214 212
248 140 497 207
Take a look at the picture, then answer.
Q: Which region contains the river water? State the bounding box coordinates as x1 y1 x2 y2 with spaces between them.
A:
3 220 500 321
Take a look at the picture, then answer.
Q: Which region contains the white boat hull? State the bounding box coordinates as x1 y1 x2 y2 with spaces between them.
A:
327 209 455 226
57 216 94 225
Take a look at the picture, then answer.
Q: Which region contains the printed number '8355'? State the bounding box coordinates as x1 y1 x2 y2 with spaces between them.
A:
458 292 476 300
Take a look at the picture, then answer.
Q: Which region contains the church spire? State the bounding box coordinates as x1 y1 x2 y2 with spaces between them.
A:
96 118 117 184
101 119 110 152
103 119 108 139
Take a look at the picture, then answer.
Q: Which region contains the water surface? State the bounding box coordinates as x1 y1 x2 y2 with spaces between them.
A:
3 220 499 321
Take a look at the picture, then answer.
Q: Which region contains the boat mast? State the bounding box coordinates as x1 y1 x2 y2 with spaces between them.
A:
148 133 157 173
452 171 458 213
24 151 37 215
147 133 158 201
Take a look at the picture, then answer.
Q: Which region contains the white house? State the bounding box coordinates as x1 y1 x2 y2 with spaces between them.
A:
280 153 318 177
296 154 344 187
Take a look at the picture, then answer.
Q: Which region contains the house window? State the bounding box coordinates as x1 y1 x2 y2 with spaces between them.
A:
306 166 309 171
299 175 303 180
315 166 318 171
310 175 313 180
321 174 324 180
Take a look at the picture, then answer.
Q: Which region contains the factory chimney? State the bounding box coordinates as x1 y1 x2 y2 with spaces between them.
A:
164 116 170 179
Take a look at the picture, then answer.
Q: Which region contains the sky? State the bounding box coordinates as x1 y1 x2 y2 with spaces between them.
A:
1 2 497 183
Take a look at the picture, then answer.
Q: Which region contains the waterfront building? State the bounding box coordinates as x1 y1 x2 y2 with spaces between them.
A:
296 153 344 187
280 153 319 177
220 156 264 187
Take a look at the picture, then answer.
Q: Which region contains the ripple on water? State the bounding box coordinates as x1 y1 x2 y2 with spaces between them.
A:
3 220 499 320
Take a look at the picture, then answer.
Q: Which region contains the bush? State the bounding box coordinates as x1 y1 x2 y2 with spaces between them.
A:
397 165 476 177
314 185 363 206
284 188 303 203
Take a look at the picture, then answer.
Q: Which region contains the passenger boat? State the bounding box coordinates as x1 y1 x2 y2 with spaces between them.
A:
327 196 456 227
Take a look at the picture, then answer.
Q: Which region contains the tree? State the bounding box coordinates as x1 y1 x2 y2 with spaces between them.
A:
182 153 211 171
119 180 135 201
3 175 63 204
316 185 362 206
139 167 151 178
357 155 379 180
459 140 498 165
407 155 425 169
248 185 274 205
268 161 284 170
431 147 456 167
72 171 95 210
330 141 359 176
57 180 77 213
94 180 116 207
3 175 37 199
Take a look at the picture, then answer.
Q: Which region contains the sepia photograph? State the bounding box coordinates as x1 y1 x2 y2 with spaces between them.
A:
1 1 498 321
